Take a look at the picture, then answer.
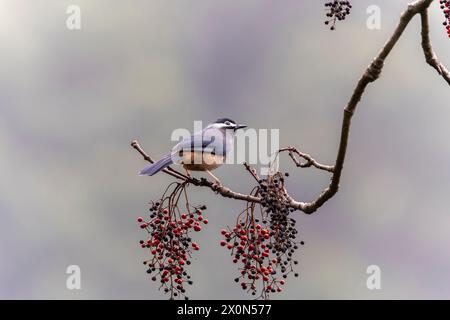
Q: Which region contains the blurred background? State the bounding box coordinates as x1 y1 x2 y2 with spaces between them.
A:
0 0 449 299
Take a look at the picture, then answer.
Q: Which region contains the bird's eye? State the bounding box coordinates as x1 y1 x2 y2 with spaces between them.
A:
225 121 231 125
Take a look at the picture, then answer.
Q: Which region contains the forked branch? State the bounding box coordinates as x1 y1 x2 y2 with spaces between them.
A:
420 9 450 85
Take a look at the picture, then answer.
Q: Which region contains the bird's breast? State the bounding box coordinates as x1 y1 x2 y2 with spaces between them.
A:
179 151 225 171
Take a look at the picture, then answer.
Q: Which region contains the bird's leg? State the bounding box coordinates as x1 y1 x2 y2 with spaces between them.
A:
206 170 222 189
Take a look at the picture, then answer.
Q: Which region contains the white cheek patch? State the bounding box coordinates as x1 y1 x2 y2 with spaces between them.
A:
215 123 229 129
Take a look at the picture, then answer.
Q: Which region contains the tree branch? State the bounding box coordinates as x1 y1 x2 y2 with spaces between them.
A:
290 0 440 214
133 0 448 216
131 140 261 203
420 8 450 85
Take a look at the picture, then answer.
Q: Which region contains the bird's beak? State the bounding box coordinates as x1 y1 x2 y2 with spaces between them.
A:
235 124 247 130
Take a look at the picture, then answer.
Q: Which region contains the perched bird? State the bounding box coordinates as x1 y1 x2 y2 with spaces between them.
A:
139 118 246 184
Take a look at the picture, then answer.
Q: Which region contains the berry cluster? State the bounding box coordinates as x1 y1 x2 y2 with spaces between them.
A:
260 173 299 267
137 182 207 300
324 1 352 30
220 173 303 299
440 1 450 37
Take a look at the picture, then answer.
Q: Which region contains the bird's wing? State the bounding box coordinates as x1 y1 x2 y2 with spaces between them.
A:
171 128 226 156
172 134 216 154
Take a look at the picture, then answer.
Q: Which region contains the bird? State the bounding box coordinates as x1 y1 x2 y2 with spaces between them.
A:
139 118 247 185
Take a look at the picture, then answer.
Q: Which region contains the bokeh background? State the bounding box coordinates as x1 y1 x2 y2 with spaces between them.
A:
0 0 449 299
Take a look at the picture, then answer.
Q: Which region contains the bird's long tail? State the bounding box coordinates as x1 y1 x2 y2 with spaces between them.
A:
139 154 173 176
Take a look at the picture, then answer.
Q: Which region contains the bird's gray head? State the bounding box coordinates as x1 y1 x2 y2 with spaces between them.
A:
209 118 247 131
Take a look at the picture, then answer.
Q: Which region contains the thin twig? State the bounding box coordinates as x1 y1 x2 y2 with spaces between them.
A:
278 147 334 173
243 162 261 183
